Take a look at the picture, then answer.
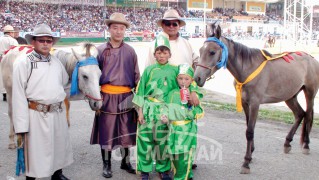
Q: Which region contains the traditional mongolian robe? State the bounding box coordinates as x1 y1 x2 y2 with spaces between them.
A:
133 62 178 173
90 42 140 150
166 87 204 180
12 51 73 178
0 34 18 94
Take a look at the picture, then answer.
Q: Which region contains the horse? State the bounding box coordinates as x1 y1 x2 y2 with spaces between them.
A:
194 22 319 174
1 42 102 149
267 35 276 48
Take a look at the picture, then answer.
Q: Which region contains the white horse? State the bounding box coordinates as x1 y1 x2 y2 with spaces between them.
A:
1 43 102 149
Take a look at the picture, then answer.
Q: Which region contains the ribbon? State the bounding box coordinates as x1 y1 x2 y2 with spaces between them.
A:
206 37 229 69
70 56 98 96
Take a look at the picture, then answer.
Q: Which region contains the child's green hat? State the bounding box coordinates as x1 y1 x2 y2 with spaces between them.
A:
154 33 170 50
178 63 194 78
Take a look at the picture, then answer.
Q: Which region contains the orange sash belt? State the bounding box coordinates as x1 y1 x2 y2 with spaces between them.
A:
101 84 131 94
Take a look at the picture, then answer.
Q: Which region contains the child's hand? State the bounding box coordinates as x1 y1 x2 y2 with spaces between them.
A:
138 115 145 124
188 91 199 106
161 115 168 124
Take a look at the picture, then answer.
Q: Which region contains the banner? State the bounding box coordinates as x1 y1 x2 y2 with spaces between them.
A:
13 0 104 6
62 31 103 37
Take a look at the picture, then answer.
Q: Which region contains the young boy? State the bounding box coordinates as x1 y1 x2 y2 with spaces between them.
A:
133 33 178 180
162 63 204 180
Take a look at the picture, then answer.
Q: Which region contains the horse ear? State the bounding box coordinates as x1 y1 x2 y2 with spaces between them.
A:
216 25 222 39
71 48 81 60
206 23 214 37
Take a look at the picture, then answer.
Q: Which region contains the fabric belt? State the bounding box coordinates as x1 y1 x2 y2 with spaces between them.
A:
171 120 191 126
101 84 131 94
28 101 62 113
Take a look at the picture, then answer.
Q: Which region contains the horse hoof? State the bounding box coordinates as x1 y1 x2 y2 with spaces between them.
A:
240 167 250 174
302 148 310 155
8 143 16 149
284 146 291 154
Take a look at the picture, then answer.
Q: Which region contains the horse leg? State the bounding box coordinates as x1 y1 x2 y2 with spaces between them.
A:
240 103 259 174
284 97 305 153
301 90 315 154
7 93 16 149
242 102 255 153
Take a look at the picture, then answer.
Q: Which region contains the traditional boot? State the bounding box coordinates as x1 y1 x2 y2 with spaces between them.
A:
26 177 36 180
51 169 69 180
120 147 136 174
101 149 112 178
3 93 6 101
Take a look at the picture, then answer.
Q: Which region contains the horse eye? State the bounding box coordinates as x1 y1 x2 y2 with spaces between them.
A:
210 51 215 56
82 75 88 80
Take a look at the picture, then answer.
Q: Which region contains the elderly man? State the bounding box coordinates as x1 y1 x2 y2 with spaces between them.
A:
14 27 28 45
0 25 18 101
12 24 73 180
90 12 140 178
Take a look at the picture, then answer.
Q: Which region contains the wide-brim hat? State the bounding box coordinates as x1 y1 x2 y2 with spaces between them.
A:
25 24 60 44
3 25 16 33
105 13 130 28
157 9 186 27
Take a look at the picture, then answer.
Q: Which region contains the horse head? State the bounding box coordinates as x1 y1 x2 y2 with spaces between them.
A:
194 22 227 87
68 42 102 111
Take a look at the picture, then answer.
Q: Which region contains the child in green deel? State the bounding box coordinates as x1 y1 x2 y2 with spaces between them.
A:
162 63 204 180
133 33 178 180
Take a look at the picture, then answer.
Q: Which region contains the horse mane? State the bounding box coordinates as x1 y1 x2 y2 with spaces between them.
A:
223 37 272 61
53 50 77 77
53 42 97 78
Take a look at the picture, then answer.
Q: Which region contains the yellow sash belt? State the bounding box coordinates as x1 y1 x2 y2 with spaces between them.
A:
171 120 191 126
101 84 131 94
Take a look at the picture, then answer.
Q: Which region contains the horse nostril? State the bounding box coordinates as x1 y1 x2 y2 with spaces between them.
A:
94 102 97 108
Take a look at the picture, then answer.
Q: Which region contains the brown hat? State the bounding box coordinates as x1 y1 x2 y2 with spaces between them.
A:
25 24 60 44
105 13 130 28
157 9 186 27
3 25 17 33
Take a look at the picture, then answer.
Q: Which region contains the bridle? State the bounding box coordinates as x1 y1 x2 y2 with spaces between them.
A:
71 55 103 102
196 37 229 81
195 64 217 81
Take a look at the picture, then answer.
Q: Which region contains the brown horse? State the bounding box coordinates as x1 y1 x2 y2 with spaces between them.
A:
267 35 276 48
194 22 319 174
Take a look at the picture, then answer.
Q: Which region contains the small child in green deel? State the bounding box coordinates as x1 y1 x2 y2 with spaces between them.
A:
161 63 204 180
133 33 178 180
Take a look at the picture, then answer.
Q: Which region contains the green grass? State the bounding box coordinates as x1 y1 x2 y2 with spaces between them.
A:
202 100 319 126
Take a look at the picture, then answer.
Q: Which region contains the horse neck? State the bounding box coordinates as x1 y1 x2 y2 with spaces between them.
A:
221 37 265 83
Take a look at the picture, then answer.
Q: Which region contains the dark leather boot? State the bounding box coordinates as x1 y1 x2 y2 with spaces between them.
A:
51 169 69 180
101 149 112 178
26 176 36 180
192 163 197 169
3 93 6 101
120 147 136 174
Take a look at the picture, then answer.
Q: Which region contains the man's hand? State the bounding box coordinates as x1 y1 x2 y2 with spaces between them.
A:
16 133 25 148
188 91 199 106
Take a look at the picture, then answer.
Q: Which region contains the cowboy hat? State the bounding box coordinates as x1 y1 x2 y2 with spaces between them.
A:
157 9 186 27
25 24 60 44
3 25 16 33
105 13 130 28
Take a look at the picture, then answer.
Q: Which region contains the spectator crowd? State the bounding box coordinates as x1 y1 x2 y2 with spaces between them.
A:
0 1 292 33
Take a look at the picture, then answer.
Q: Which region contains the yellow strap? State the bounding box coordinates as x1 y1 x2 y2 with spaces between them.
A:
101 84 131 94
148 97 162 102
171 120 191 126
234 50 287 112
